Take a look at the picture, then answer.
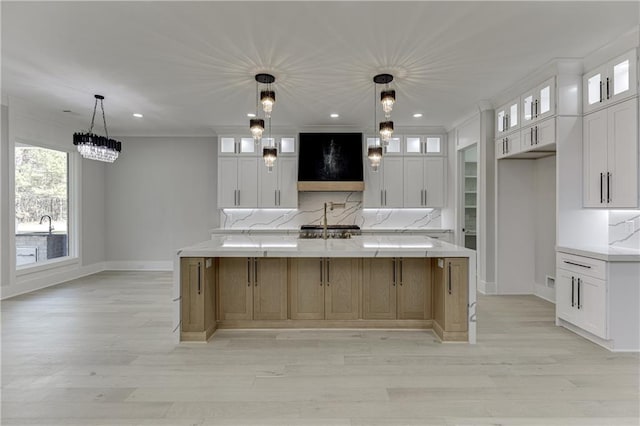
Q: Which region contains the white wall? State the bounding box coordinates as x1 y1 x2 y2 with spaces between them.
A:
534 156 557 300
105 136 218 269
1 97 107 298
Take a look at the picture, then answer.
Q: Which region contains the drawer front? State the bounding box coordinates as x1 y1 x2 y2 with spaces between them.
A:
556 252 607 280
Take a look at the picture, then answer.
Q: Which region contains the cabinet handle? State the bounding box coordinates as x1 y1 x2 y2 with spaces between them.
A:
392 258 396 286
247 258 251 287
384 190 387 206
606 77 610 99
421 189 424 205
571 276 575 307
447 262 452 295
607 172 611 203
600 173 604 203
326 259 330 286
399 258 403 286
563 260 591 269
381 190 384 206
505 137 509 153
505 114 509 129
275 190 277 206
320 259 323 286
535 126 538 144
535 100 538 117
197 261 201 295
577 278 581 309
530 127 534 146
254 258 258 286
237 190 240 206
278 190 281 206
599 81 604 103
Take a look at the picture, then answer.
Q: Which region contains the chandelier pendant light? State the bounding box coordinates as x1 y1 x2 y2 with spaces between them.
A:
368 74 396 170
73 94 122 163
249 73 278 171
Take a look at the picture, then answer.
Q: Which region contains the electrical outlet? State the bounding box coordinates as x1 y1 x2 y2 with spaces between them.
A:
626 220 635 234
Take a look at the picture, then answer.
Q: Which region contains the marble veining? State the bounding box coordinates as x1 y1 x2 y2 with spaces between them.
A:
221 192 442 230
609 211 640 249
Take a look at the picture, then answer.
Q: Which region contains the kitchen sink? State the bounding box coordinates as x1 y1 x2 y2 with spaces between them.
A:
299 225 361 239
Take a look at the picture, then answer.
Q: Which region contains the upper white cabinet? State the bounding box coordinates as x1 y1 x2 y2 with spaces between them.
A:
218 157 259 208
403 157 445 208
261 136 297 156
583 49 638 115
219 136 259 156
258 157 298 208
365 136 402 156
363 156 404 208
495 131 522 159
495 98 519 137
521 77 555 126
521 117 556 151
404 135 444 156
584 97 638 208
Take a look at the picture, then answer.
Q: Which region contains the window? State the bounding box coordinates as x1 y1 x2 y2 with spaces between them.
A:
15 143 70 267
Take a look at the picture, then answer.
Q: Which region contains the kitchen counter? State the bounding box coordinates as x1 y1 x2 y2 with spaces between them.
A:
557 245 640 262
180 234 471 258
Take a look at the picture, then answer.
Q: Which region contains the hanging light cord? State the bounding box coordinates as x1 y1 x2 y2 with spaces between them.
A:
87 97 110 139
255 81 259 116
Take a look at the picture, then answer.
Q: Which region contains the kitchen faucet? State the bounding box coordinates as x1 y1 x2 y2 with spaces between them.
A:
39 215 54 234
323 202 346 239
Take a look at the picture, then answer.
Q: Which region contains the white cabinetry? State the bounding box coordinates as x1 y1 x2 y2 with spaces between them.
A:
583 49 638 114
521 117 556 150
521 77 555 126
363 157 404 208
556 255 607 339
404 135 443 155
219 136 258 156
556 250 640 351
495 98 519 137
258 157 298 208
495 131 521 159
584 97 638 208
403 157 445 208
218 157 259 208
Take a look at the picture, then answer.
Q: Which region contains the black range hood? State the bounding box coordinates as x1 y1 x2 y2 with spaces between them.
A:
297 132 364 191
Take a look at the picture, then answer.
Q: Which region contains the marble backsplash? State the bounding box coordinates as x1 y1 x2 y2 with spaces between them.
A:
220 192 442 230
609 211 640 249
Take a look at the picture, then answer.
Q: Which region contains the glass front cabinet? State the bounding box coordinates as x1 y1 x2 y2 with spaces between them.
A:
583 49 638 115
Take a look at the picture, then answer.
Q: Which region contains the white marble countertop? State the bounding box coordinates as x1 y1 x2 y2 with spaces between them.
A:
557 245 640 262
210 228 453 235
179 234 473 258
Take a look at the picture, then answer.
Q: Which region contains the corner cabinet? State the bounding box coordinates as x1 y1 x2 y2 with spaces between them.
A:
403 157 445 208
432 257 468 341
584 97 638 208
583 49 638 115
180 257 216 341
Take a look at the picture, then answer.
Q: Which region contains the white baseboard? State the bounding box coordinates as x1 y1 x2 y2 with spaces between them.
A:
477 279 496 295
534 282 556 303
105 261 173 271
1 261 106 300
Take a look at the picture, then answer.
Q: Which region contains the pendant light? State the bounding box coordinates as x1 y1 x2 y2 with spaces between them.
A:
73 94 122 163
249 73 278 171
373 74 395 144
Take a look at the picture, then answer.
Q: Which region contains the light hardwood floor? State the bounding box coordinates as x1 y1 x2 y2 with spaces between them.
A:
2 271 639 425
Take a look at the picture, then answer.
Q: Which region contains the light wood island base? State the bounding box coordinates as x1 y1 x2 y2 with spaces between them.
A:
180 256 469 342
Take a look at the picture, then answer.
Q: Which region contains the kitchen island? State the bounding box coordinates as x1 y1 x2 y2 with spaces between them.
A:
173 234 476 344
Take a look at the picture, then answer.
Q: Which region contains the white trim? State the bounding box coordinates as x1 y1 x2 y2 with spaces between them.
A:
16 257 79 276
1 262 105 300
105 261 173 271
477 279 496 295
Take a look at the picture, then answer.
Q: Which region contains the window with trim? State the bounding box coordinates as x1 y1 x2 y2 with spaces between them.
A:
15 143 71 267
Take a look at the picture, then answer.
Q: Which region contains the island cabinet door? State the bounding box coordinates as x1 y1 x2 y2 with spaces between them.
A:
181 257 205 332
432 257 468 334
218 257 253 321
362 258 397 320
325 258 361 320
397 258 431 320
290 258 325 320
253 258 288 320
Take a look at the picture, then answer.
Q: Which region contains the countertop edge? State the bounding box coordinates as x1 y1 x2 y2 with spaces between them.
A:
557 246 640 262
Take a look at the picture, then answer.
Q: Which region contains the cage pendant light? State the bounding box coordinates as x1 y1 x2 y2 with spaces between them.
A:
73 94 122 163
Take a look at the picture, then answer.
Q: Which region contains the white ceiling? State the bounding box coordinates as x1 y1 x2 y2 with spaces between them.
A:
2 1 639 136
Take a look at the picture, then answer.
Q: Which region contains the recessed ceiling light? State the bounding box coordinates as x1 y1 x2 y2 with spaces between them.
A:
247 113 256 118
133 113 143 118
330 113 339 118
413 113 423 118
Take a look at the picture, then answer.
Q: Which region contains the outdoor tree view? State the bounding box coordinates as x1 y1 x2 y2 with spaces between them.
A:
15 144 69 265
